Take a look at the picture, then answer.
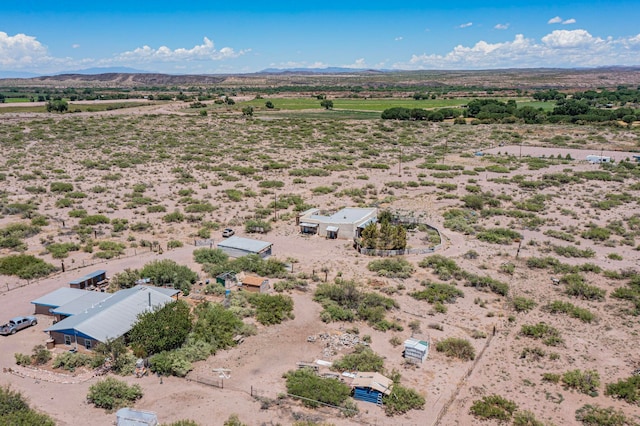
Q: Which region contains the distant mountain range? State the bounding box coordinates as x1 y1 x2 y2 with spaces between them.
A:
0 67 150 79
259 67 388 74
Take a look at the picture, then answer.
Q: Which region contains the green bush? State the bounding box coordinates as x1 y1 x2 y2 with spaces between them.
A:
476 228 522 244
383 383 425 416
167 240 183 249
50 182 73 192
46 242 80 258
544 300 596 323
245 219 272 233
284 368 351 408
464 273 509 296
469 394 518 421
193 248 228 264
411 282 464 304
246 293 294 325
331 345 385 373
0 385 55 425
605 375 640 404
79 214 110 226
149 351 193 377
435 337 475 361
139 259 198 293
512 410 544 426
0 254 56 279
575 404 633 426
418 254 463 281
562 369 600 395
163 210 185 223
367 258 415 278
52 352 93 371
512 296 537 313
87 377 143 411
129 300 193 356
520 322 564 346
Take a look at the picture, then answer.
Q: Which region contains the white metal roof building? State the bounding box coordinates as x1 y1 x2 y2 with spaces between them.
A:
217 236 273 258
297 207 377 239
45 285 179 347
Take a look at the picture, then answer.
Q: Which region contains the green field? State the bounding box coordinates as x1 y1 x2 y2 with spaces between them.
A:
0 101 153 114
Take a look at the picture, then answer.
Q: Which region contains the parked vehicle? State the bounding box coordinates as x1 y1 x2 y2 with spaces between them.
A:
222 228 235 238
0 316 37 335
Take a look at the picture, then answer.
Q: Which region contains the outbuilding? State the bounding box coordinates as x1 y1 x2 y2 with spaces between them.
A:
586 154 611 164
217 236 272 258
351 372 393 406
240 275 270 293
404 338 429 363
69 270 107 289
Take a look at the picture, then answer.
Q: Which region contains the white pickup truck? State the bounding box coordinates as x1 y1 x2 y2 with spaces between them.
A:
0 316 37 335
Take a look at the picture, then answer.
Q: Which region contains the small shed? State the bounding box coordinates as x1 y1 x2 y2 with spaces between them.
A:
217 236 272 258
351 372 393 406
216 272 237 288
241 275 269 293
116 408 158 426
404 338 429 363
69 270 107 289
299 222 319 235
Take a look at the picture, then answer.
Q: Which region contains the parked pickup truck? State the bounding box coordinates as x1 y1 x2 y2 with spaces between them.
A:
0 316 37 335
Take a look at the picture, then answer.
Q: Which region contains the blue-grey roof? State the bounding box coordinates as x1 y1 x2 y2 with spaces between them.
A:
45 286 176 343
51 291 112 316
309 207 377 225
217 236 272 253
70 270 106 285
31 288 92 308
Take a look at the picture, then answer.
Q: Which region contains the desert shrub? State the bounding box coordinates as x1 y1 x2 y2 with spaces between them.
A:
52 352 93 371
411 282 464 304
383 383 425 416
435 337 475 360
367 258 414 278
464 273 509 296
520 322 563 346
284 368 351 408
185 203 214 213
469 394 518 421
582 226 612 242
605 375 640 404
87 377 143 411
575 404 633 426
14 353 31 366
544 229 576 242
55 198 73 208
246 293 294 325
194 248 228 264
191 302 245 354
68 208 87 218
0 385 55 425
553 244 595 258
542 373 561 383
331 345 385 373
149 351 193 377
512 296 537 313
258 180 285 188
130 221 152 232
544 300 596 323
0 254 56 279
562 369 600 395
50 182 73 192
476 228 522 244
512 410 544 426
167 240 183 249
31 345 52 365
111 218 129 232
418 254 463 280
163 210 185 223
562 275 606 301
245 219 272 233
79 214 110 226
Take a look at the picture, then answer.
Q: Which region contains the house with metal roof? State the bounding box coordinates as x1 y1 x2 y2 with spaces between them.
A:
31 287 96 316
216 236 272 258
297 207 377 239
45 285 179 350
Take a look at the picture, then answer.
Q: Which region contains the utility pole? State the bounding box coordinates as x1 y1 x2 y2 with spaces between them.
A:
398 145 402 177
274 191 277 221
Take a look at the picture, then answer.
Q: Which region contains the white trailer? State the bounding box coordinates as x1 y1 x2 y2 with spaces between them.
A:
586 155 611 164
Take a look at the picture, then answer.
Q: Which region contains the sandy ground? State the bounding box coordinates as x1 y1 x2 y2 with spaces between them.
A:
1 108 640 425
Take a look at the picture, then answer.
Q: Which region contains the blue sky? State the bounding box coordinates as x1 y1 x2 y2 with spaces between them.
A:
1 1 639 74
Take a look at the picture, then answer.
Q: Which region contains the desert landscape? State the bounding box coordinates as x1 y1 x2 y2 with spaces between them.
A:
1 69 640 426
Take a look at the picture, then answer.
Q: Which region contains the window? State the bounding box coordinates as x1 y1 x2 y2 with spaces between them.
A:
85 340 92 350
64 335 71 345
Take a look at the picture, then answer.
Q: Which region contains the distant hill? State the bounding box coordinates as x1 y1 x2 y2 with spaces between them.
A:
0 71 41 79
53 67 151 75
260 67 387 74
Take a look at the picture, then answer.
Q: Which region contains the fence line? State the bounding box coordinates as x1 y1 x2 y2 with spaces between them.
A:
431 331 495 426
193 239 215 247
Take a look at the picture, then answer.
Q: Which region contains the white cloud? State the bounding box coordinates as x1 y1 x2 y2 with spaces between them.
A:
548 16 576 25
395 30 640 70
395 36 403 41
112 37 246 63
269 61 329 69
0 32 50 68
72 44 80 49
343 58 367 69
458 22 473 29
494 23 510 30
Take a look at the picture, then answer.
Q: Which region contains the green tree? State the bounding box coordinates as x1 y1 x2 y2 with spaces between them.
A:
378 221 395 250
191 302 244 353
320 99 334 109
87 377 143 411
139 259 198 293
242 106 254 116
265 100 274 109
360 222 379 249
46 99 68 113
128 300 192 356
